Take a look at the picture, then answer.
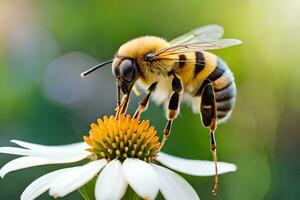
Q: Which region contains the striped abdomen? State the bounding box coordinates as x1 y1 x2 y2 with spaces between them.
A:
212 58 236 122
192 51 236 123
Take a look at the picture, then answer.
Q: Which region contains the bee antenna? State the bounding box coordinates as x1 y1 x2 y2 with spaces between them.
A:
81 59 113 78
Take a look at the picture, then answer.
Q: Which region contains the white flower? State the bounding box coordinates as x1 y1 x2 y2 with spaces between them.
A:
0 140 236 200
0 115 237 200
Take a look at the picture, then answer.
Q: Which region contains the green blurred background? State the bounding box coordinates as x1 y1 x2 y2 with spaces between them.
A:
0 0 299 199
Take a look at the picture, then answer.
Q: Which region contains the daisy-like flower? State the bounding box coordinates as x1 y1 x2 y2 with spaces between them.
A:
0 115 237 200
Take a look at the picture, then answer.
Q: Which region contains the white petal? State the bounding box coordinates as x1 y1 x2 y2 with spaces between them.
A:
21 168 70 200
157 152 237 176
122 158 159 200
11 140 89 152
0 147 35 156
152 164 199 200
0 146 89 159
95 159 127 200
49 159 107 198
0 155 88 178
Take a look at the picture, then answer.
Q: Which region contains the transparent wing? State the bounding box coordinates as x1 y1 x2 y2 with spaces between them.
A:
169 25 224 46
153 39 242 58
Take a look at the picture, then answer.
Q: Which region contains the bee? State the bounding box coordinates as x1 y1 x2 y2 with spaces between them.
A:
81 25 241 194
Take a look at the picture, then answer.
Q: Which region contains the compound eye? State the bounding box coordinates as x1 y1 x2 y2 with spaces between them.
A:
119 59 134 82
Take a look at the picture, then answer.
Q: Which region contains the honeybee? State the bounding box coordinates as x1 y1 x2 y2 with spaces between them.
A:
81 25 241 194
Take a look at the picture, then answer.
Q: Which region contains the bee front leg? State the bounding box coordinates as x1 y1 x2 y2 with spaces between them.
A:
133 82 158 119
200 81 219 195
115 84 121 112
117 83 121 108
115 94 130 119
159 74 183 151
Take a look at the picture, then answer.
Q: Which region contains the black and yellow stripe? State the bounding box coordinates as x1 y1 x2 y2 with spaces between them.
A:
192 53 236 121
174 51 236 122
213 58 236 121
194 51 205 77
178 54 187 68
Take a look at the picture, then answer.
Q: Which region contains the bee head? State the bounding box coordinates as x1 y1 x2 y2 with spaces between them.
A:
80 57 140 95
113 58 140 94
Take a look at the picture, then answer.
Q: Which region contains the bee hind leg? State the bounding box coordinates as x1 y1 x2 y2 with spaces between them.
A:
200 82 219 195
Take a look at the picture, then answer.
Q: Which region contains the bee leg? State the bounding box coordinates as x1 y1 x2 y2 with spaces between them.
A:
200 82 219 195
159 74 183 151
115 94 130 119
117 83 121 108
133 82 158 119
159 120 173 152
114 83 121 111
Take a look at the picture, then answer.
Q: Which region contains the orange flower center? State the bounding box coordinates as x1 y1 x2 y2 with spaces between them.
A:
84 115 160 162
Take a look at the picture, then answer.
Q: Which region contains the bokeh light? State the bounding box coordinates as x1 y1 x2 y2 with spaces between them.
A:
6 24 60 92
